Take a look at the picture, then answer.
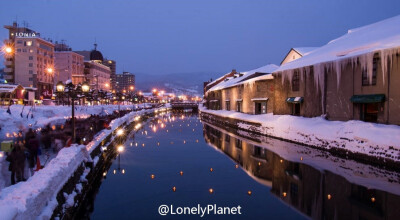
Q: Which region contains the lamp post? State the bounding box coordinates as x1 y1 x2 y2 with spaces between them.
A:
56 81 90 143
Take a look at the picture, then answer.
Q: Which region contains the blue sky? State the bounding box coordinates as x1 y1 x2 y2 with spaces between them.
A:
1 0 400 75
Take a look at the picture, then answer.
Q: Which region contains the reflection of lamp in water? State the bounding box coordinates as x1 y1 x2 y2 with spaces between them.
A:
371 197 376 202
116 129 124 136
114 145 125 175
209 188 214 194
151 174 155 179
327 194 332 200
180 171 183 176
247 190 252 195
282 192 287 197
235 164 239 169
172 186 177 192
210 168 213 172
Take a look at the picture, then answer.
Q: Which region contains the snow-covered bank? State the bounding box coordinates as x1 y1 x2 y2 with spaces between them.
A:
200 105 400 163
0 106 167 220
0 104 152 141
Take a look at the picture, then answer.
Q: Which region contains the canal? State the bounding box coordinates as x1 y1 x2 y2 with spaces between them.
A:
87 112 400 220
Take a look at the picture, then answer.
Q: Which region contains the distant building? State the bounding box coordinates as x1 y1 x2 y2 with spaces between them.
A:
3 22 55 98
280 47 317 65
115 72 135 92
75 44 112 91
54 42 85 85
103 59 116 90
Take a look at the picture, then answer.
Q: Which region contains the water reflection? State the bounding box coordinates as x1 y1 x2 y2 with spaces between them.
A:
203 123 400 220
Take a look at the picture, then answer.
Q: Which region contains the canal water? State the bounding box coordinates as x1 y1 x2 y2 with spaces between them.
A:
89 112 400 220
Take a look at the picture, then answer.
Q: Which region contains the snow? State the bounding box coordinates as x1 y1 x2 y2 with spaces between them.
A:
200 105 400 162
0 105 168 219
276 15 400 73
292 47 318 56
275 15 400 110
208 64 279 92
0 104 145 142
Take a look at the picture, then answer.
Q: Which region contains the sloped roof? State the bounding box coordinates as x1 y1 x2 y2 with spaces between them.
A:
292 47 318 56
275 15 400 72
208 64 278 92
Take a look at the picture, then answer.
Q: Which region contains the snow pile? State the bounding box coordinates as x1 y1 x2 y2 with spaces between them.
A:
200 105 400 162
0 106 168 219
208 64 278 92
0 104 148 142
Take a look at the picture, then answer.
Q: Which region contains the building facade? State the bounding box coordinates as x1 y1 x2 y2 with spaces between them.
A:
84 61 111 91
115 71 135 92
103 59 116 90
3 22 55 99
54 43 85 85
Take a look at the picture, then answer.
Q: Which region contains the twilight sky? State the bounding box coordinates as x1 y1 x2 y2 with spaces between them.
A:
1 0 400 76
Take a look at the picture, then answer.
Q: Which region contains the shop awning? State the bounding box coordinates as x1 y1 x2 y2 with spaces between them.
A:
236 99 243 102
350 94 385 103
251 98 269 101
286 97 303 103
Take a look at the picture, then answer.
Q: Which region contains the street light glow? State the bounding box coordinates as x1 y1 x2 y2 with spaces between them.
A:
116 129 124 136
117 145 125 153
5 46 12 54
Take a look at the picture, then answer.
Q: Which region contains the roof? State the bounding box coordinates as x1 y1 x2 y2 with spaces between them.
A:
275 15 400 73
0 84 24 93
292 47 318 56
208 64 278 92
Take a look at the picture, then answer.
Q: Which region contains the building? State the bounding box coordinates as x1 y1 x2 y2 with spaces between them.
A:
54 42 85 85
103 59 116 90
115 71 135 92
206 64 278 113
280 47 317 65
204 69 237 94
75 44 112 91
273 15 400 125
84 61 111 91
3 22 55 99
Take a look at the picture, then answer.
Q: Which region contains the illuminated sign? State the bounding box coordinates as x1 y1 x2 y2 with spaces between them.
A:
14 32 37 38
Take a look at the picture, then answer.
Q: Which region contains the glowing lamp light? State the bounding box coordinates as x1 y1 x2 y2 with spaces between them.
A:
280 159 283 163
282 192 287 197
180 171 183 176
82 81 90 92
56 81 65 92
300 157 303 161
258 162 262 166
235 164 239 169
210 168 213 172
247 190 252 196
209 188 214 194
151 174 155 179
172 186 176 192
46 67 53 74
4 46 12 54
122 169 125 174
327 194 332 200
113 170 116 174
157 142 160 146
371 197 376 202
103 172 107 176
117 145 125 153
116 129 124 136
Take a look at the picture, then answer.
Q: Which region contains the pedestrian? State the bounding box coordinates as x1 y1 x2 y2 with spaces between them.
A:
27 133 40 172
6 144 26 185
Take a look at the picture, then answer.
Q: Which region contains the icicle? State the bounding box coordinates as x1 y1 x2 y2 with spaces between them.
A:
334 60 342 90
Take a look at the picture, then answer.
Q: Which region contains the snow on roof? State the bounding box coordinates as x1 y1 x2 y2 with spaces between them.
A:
275 15 400 73
208 64 278 92
0 84 23 93
292 47 318 56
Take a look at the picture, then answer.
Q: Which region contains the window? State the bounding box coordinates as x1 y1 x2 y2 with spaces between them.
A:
362 57 378 86
225 134 230 143
236 101 242 112
29 77 33 81
29 56 33 60
292 71 300 91
25 41 32 46
17 49 21 52
17 40 22 44
225 101 230 111
29 70 33 74
235 138 242 149
254 146 266 158
255 102 267 114
28 63 33 67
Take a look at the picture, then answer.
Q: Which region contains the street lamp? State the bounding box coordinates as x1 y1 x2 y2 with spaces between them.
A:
56 81 90 143
5 46 12 54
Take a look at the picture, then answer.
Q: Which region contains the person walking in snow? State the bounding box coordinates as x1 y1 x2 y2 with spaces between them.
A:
27 133 40 171
6 144 26 185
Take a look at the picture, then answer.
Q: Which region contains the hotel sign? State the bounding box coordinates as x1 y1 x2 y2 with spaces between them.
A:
14 32 37 38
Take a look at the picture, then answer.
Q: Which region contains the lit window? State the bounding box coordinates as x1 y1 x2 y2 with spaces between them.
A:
26 41 32 46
